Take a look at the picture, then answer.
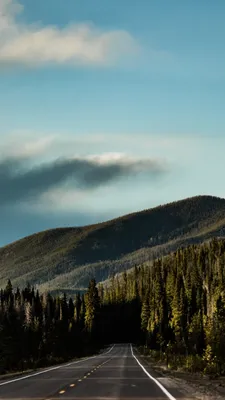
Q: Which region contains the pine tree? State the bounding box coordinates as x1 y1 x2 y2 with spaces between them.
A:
85 279 100 333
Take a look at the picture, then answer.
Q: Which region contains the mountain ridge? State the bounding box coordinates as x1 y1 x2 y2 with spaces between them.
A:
1 194 225 292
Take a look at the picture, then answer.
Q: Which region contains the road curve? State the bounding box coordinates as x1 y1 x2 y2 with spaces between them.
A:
0 343 193 399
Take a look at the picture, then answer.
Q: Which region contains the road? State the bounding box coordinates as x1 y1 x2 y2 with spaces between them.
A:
0 344 193 399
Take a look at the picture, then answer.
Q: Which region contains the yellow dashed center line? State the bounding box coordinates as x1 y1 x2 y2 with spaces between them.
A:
70 362 106 389
58 360 111 396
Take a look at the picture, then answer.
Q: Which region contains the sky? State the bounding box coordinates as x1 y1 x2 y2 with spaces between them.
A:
0 0 225 246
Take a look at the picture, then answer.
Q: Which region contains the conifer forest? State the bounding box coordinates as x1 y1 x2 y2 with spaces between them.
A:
1 238 225 376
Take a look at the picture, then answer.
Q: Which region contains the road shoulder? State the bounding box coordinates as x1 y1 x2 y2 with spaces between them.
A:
134 348 225 400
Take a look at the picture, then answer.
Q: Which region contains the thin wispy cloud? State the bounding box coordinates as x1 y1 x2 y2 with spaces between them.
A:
0 0 139 67
0 136 55 159
1 131 196 160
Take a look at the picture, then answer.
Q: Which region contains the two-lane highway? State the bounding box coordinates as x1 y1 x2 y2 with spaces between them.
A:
0 344 193 399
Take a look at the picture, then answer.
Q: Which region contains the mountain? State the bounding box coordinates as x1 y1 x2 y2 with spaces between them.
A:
1 195 225 293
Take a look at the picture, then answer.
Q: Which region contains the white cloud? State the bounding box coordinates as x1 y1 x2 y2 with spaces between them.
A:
84 152 167 173
0 134 55 159
86 152 135 165
0 0 139 67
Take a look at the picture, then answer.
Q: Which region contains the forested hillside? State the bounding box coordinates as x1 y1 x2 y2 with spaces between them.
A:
102 237 225 375
1 237 225 376
1 195 225 292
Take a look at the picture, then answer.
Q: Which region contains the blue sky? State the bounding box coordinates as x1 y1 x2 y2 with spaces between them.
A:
0 0 225 245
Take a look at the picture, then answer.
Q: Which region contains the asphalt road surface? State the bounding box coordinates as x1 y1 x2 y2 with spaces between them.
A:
0 344 194 400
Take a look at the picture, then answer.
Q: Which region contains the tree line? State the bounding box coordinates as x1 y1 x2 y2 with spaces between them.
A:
1 237 225 375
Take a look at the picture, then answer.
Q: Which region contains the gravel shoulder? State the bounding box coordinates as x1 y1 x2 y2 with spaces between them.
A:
136 351 225 400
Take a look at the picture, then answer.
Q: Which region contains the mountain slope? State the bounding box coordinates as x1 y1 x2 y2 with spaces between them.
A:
1 195 225 292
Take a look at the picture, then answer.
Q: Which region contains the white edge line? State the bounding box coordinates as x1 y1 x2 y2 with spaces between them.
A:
130 343 176 400
0 344 115 387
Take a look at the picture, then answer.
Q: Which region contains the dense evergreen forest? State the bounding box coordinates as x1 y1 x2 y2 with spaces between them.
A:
1 237 225 376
